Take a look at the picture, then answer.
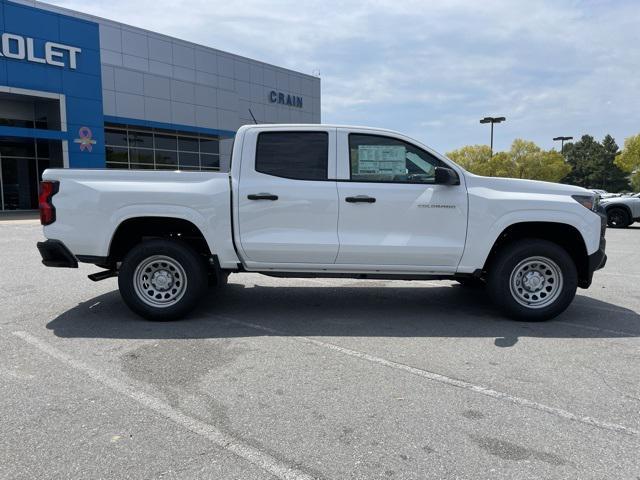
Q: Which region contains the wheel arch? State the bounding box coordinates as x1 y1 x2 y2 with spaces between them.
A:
482 221 591 288
604 203 632 217
107 216 213 265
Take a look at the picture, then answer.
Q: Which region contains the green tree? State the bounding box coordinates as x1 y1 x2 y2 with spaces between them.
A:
600 135 629 191
563 135 629 191
563 135 602 188
615 134 640 191
446 145 492 175
446 145 515 177
507 139 571 182
509 139 541 179
527 150 572 182
487 151 516 178
447 140 569 182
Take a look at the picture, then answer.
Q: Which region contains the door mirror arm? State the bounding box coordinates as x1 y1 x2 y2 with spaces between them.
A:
434 167 460 185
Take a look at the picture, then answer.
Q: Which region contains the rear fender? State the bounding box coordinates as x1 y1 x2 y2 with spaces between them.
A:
105 205 214 257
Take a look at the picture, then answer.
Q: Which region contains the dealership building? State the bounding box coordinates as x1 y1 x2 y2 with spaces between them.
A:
0 0 321 211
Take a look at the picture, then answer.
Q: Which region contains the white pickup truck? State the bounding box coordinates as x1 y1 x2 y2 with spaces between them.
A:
37 124 607 322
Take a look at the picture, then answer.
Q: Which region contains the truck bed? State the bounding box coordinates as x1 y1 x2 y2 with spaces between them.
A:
41 169 238 266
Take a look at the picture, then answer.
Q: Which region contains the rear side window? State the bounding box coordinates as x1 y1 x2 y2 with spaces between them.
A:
256 131 328 181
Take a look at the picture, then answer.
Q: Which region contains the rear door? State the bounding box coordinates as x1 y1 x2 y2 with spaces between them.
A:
335 129 468 269
236 127 339 266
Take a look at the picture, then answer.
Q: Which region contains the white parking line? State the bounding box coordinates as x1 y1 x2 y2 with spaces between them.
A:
215 315 639 437
12 331 316 480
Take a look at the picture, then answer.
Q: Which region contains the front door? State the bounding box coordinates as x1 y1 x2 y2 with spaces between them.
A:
335 131 468 269
237 128 339 265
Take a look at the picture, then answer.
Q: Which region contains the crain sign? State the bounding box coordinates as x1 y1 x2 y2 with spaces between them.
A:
0 32 81 69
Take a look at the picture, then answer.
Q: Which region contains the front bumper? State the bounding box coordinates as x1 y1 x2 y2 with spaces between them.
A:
580 209 607 288
37 240 78 268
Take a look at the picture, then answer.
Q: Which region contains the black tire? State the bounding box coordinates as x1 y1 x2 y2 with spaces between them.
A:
487 239 577 321
455 277 485 288
118 239 208 321
606 207 630 228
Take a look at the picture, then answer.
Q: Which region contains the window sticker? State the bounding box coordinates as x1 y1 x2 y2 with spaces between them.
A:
357 145 406 175
406 151 435 175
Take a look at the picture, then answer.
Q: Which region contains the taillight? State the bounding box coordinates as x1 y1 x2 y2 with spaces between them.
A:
39 181 59 226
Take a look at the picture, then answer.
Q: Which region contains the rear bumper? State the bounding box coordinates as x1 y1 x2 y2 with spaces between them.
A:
37 240 78 268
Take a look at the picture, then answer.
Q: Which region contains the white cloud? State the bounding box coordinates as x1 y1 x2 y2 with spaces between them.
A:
51 0 640 153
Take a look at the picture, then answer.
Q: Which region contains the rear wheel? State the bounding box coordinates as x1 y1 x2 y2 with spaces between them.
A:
607 207 630 228
118 239 208 321
487 239 577 321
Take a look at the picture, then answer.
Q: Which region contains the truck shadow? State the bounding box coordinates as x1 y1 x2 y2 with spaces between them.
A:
46 280 640 346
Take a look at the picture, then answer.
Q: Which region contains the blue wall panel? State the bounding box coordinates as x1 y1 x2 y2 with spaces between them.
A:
0 58 7 84
0 0 105 168
3 2 60 40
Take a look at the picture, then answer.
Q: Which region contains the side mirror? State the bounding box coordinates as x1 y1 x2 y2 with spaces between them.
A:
434 166 460 185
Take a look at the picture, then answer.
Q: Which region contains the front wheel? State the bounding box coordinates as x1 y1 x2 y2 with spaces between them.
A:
487 239 577 321
118 239 208 321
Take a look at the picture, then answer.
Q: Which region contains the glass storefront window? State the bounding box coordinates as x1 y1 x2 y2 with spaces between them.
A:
105 129 128 147
130 162 155 170
0 94 62 131
129 131 153 149
130 148 154 165
201 154 220 169
106 146 129 163
178 137 199 152
0 138 36 158
179 152 200 168
155 134 177 151
155 150 178 167
200 137 219 154
0 137 63 211
0 95 63 210
105 162 128 169
0 118 34 128
104 123 225 172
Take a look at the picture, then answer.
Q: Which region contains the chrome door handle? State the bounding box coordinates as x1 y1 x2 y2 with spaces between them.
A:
247 193 278 201
345 195 376 203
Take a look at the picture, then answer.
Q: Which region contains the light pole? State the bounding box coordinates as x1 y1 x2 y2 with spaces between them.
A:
553 136 573 154
480 116 506 156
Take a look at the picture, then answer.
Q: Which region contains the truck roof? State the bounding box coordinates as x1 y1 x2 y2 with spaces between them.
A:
237 123 406 136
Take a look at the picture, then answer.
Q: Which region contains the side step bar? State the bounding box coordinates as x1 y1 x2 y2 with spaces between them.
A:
88 269 118 282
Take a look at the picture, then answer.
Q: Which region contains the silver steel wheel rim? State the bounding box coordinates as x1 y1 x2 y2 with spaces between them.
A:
133 255 187 308
509 256 563 309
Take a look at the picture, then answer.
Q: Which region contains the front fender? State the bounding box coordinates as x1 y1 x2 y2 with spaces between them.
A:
457 195 602 273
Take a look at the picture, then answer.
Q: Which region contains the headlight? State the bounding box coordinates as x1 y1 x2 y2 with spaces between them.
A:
572 194 599 211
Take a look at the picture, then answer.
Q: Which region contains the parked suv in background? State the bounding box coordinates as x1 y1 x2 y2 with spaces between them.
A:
601 193 640 228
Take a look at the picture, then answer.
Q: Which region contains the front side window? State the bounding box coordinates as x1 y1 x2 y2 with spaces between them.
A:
349 134 444 184
256 131 328 181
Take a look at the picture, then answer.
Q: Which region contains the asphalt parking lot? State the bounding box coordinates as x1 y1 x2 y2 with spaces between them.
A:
1 219 639 479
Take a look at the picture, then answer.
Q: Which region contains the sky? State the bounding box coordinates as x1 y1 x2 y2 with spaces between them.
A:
50 0 640 154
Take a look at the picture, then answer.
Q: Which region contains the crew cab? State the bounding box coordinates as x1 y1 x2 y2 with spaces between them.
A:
37 124 607 322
